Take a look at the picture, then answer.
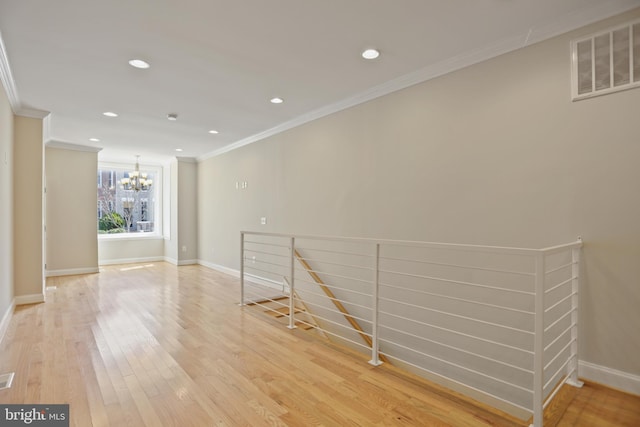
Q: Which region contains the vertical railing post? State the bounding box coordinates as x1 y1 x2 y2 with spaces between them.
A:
369 243 382 366
532 252 545 427
240 232 245 306
288 237 296 329
568 238 584 388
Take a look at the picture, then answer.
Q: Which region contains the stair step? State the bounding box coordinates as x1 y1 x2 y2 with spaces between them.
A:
246 295 289 306
266 306 303 318
295 321 315 330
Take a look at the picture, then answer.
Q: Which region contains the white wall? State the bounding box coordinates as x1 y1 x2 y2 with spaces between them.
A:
163 159 178 263
45 145 99 275
198 8 640 382
163 158 198 265
0 77 14 330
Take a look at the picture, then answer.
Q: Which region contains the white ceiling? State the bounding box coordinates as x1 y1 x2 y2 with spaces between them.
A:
0 0 638 164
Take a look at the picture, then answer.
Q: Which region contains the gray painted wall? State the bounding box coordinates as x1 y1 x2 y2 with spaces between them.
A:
198 9 640 378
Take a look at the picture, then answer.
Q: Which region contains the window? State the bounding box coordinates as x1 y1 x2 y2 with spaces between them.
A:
97 163 161 236
572 20 640 100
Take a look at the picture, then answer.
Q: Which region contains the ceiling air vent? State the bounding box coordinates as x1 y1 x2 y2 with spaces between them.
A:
572 20 640 100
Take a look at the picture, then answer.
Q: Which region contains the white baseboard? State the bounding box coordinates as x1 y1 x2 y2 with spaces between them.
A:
197 260 283 290
165 257 198 266
98 256 165 266
164 257 178 265
579 360 640 396
46 267 99 277
15 293 45 305
0 299 15 345
198 260 239 277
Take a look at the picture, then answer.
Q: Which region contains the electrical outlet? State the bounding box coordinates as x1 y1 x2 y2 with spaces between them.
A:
260 217 267 225
251 256 256 264
181 246 187 252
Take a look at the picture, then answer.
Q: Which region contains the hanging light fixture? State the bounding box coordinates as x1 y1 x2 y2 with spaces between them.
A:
121 155 152 192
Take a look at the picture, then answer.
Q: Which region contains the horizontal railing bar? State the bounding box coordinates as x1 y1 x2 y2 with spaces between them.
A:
242 292 289 309
544 277 574 295
379 269 535 295
244 240 291 249
380 311 533 356
249 259 290 269
297 288 373 312
378 352 534 415
243 248 290 259
296 246 374 259
544 310 573 334
544 324 573 353
544 357 571 391
294 266 372 285
379 282 534 315
243 231 549 255
244 296 290 314
295 276 372 298
379 255 535 277
380 323 534 375
379 310 534 355
540 241 583 255
295 255 373 271
244 273 283 287
379 338 533 394
301 312 373 338
544 338 574 372
243 265 286 277
380 296 535 335
545 262 574 276
296 299 373 326
305 324 370 350
544 292 575 314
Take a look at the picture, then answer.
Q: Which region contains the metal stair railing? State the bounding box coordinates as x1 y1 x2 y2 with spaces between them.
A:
239 231 583 427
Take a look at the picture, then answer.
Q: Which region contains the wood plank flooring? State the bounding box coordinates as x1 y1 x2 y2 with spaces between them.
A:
0 262 638 426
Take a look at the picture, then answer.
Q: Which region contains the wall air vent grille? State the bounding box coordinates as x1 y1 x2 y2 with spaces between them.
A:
572 20 640 100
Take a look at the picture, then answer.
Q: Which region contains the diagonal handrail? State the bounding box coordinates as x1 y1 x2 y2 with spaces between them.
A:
294 249 388 363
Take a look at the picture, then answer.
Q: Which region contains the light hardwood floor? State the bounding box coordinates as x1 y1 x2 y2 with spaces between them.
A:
0 262 638 426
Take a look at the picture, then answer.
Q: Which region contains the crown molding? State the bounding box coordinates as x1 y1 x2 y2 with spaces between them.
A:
15 107 50 119
198 2 640 163
197 32 526 162
0 29 20 112
176 156 197 163
46 140 102 153
1 29 51 118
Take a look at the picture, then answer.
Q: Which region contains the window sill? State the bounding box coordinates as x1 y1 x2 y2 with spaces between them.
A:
98 233 164 241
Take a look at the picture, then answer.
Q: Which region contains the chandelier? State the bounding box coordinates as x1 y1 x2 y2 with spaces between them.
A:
121 155 152 192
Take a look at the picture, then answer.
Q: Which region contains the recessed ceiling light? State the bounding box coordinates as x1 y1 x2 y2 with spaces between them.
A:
103 111 118 117
175 148 183 152
89 138 100 142
362 48 380 60
270 97 284 104
208 130 219 134
128 59 150 69
167 113 178 121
